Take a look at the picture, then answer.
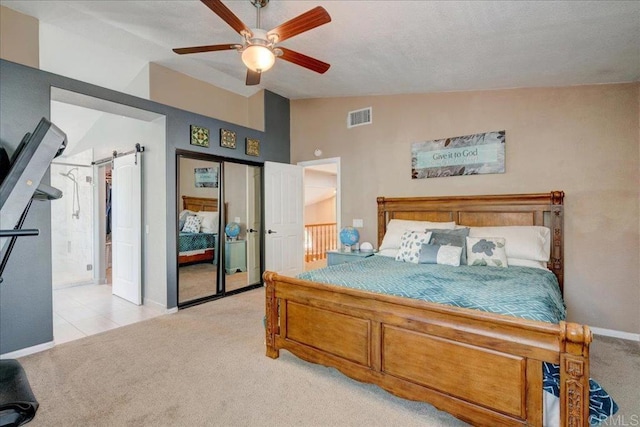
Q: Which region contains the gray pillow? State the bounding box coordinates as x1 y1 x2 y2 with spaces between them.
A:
419 243 441 264
426 227 470 264
419 243 463 266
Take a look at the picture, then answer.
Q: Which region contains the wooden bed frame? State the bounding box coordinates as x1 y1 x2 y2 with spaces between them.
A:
264 191 592 426
179 196 218 265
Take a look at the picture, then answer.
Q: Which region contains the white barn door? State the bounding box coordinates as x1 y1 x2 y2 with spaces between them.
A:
111 152 142 305
264 161 304 277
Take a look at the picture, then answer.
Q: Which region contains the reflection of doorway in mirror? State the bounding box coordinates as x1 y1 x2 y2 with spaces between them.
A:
223 163 262 292
246 165 262 285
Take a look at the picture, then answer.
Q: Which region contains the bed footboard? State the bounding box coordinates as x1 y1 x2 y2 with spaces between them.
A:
263 272 591 427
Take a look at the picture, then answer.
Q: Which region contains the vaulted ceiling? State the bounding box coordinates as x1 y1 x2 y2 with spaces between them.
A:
2 1 639 100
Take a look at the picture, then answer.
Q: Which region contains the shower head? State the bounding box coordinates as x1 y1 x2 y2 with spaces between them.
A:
59 168 78 181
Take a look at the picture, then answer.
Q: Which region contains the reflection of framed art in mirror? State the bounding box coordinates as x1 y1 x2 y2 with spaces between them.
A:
194 167 218 188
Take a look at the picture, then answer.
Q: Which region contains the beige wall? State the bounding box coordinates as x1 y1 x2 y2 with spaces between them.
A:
0 9 265 131
248 90 265 131
149 63 264 129
0 6 39 68
305 197 336 225
291 83 640 335
224 162 248 237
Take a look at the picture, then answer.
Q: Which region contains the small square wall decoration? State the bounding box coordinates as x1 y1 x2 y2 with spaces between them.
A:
190 125 210 147
246 138 260 156
220 129 237 149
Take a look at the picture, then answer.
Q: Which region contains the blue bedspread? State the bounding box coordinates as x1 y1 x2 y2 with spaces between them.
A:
298 255 565 323
297 255 617 425
179 232 216 253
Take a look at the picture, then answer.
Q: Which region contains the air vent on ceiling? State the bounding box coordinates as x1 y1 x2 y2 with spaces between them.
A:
347 107 372 129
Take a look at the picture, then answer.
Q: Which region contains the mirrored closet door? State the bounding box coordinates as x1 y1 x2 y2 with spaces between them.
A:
223 163 262 292
177 155 262 307
177 156 221 305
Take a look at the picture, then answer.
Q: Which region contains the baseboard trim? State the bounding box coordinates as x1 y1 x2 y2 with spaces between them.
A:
143 298 177 315
590 326 640 342
0 341 54 359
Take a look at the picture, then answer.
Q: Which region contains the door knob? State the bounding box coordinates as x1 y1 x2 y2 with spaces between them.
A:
248 228 258 233
267 229 277 234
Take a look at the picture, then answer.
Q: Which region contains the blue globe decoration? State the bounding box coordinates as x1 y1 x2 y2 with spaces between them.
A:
339 227 360 247
225 222 240 240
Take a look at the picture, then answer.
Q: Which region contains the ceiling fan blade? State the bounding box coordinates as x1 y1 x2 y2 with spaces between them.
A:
201 0 251 36
278 47 330 74
246 69 261 86
173 44 239 55
267 6 331 43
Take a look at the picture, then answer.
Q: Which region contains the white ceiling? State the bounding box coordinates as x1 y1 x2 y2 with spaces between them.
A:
2 1 639 100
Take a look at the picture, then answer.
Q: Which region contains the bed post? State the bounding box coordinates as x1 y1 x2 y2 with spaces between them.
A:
377 197 386 248
263 272 279 359
550 191 564 294
560 321 591 427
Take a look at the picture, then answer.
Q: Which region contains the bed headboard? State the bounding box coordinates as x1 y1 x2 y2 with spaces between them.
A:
377 191 565 291
182 196 218 212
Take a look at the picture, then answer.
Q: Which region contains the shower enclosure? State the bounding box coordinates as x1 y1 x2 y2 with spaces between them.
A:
50 152 95 289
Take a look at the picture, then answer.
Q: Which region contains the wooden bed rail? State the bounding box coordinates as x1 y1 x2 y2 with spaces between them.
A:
263 271 591 427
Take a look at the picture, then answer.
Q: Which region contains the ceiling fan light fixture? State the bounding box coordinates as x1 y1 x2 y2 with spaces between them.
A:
242 44 275 73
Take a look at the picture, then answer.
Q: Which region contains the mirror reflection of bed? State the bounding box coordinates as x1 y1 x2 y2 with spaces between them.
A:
177 195 250 304
178 196 220 303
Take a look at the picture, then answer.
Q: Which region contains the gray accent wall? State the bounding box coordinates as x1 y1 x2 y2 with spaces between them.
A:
0 59 290 354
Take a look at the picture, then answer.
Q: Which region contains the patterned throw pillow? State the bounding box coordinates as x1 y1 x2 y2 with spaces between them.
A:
419 243 463 266
179 209 195 230
466 237 508 267
395 231 432 263
182 215 202 233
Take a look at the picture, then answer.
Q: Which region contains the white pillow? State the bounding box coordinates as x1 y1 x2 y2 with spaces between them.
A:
197 211 219 233
182 215 202 233
419 243 463 267
468 226 550 262
508 258 549 270
379 219 456 252
466 237 508 268
395 231 432 263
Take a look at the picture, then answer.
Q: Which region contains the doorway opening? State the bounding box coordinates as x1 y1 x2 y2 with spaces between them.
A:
298 158 340 271
49 88 166 344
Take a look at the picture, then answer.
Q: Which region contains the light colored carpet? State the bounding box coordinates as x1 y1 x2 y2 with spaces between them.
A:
17 288 638 426
178 263 217 302
178 264 251 303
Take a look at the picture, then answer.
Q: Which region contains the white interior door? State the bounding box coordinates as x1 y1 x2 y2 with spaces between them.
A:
246 166 261 284
112 152 142 305
264 161 304 276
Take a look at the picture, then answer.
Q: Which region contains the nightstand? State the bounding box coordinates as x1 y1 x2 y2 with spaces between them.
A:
225 240 246 274
326 250 374 266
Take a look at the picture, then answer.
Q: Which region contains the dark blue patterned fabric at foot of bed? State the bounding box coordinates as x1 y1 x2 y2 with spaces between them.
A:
296 256 618 425
543 362 618 425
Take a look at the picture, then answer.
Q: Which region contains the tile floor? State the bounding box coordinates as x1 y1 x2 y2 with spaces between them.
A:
53 284 164 345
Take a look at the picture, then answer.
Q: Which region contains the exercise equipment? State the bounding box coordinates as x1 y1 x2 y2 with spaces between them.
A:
0 117 67 426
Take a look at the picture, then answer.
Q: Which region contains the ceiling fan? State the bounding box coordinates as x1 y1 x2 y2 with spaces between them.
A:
173 0 331 86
